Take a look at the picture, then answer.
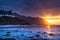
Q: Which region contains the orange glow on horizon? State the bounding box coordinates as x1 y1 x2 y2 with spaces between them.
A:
40 14 60 25
40 14 60 33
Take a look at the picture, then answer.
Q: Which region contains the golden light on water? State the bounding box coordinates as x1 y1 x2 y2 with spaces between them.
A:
40 14 60 34
42 16 60 25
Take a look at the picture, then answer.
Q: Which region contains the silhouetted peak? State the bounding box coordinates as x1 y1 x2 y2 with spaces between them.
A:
0 10 15 17
7 10 12 13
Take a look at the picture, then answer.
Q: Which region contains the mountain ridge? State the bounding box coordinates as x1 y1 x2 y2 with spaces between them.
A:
0 10 44 26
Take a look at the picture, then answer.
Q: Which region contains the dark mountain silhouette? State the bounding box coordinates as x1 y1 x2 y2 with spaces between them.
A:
0 10 30 25
0 10 44 25
0 16 30 25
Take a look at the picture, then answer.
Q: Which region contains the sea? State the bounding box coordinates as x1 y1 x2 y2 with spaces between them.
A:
0 25 60 40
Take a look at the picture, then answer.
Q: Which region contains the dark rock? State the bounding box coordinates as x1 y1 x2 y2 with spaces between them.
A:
36 34 40 37
43 32 47 34
21 34 24 36
7 32 10 33
0 38 16 40
42 39 48 40
49 33 54 36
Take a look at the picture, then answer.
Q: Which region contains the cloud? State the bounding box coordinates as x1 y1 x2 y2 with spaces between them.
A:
0 0 60 17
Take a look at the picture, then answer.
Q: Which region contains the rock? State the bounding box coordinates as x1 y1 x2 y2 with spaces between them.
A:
49 33 54 36
0 38 16 40
43 32 47 34
36 34 40 37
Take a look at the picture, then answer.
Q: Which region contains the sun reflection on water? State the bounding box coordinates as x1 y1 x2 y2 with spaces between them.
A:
40 14 60 35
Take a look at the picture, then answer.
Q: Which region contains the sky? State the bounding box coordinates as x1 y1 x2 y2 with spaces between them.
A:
0 0 60 17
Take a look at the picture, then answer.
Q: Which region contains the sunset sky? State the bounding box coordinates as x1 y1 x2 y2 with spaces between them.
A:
0 0 60 17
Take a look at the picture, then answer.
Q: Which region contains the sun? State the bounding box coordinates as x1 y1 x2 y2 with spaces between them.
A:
40 14 60 33
47 20 53 23
41 15 60 25
46 20 53 24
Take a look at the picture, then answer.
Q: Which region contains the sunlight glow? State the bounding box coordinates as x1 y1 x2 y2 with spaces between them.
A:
41 15 60 25
46 20 53 24
40 14 60 34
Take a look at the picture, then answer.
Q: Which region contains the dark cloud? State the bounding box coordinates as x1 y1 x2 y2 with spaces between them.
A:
0 0 60 17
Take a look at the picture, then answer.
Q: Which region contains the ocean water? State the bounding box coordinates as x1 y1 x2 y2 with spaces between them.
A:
0 27 60 40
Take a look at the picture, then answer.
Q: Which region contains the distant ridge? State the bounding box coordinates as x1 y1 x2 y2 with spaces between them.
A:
0 10 30 25
0 10 45 27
